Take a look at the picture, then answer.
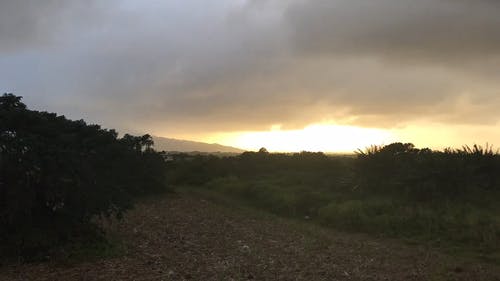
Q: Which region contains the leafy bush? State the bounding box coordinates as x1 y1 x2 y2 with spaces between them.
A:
355 142 500 200
0 94 167 258
170 144 500 260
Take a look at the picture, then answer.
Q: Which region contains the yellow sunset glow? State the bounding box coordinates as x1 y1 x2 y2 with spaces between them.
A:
206 124 397 153
196 122 500 153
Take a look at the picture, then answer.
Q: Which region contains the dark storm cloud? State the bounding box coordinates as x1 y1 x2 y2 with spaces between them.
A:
0 0 108 52
286 0 500 63
1 0 500 137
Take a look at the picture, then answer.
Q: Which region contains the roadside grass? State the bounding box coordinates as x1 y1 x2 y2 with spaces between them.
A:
177 187 500 280
62 191 175 264
175 176 500 265
0 226 126 268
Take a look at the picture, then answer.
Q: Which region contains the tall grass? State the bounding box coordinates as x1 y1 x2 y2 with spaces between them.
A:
169 144 500 262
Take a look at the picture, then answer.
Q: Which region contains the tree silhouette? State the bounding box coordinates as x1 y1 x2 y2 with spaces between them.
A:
0 93 26 110
0 93 167 258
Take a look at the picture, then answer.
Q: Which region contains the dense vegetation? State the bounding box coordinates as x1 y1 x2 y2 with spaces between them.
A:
0 94 168 259
168 145 500 261
2 92 499 263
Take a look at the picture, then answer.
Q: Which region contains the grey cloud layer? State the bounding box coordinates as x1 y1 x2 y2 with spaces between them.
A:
1 0 499 136
0 0 108 52
287 0 500 62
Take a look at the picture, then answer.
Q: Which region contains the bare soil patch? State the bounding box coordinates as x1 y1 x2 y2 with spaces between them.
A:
1 194 499 281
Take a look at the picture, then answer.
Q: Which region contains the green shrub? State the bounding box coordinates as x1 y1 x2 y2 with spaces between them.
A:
355 142 500 200
0 94 167 259
170 141 500 260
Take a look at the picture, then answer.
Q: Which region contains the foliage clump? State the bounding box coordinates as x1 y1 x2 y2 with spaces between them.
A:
0 94 167 258
355 142 500 200
169 144 500 260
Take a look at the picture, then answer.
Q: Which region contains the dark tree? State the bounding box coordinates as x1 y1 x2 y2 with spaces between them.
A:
0 94 168 258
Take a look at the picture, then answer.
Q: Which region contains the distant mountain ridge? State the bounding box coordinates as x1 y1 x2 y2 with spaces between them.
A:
152 136 245 153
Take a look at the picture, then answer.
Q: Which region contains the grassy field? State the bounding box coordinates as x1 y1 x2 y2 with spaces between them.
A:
167 145 500 263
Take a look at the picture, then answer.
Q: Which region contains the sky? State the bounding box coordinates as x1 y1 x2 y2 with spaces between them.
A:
1 0 500 152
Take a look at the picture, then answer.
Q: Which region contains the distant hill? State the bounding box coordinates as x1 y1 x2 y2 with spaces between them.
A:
152 136 245 153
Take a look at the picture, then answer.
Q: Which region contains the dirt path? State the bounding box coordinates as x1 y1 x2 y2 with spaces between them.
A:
1 194 499 281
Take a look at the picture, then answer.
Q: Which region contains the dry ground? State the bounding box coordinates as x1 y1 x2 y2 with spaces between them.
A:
1 194 499 281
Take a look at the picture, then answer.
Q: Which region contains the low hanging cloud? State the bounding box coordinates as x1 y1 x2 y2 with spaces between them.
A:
1 0 499 137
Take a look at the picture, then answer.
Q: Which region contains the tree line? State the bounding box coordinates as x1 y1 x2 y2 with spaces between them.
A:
169 142 500 202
